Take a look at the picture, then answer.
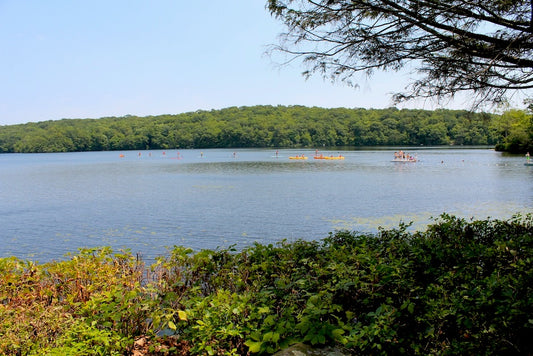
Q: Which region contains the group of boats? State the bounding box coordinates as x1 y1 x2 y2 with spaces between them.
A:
120 149 533 167
289 150 417 162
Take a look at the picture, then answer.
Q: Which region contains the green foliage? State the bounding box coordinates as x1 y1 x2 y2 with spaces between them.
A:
1 215 532 354
37 318 127 356
493 109 533 153
0 106 501 153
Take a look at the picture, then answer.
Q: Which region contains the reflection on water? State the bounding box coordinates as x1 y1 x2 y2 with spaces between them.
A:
1 148 532 262
163 160 357 175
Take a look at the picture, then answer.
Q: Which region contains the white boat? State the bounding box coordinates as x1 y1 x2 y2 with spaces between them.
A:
392 158 417 163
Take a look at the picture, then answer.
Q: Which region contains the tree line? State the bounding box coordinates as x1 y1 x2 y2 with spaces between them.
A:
0 105 530 153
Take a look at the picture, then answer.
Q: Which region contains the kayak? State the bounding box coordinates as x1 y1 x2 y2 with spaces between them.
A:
289 156 308 160
323 156 344 160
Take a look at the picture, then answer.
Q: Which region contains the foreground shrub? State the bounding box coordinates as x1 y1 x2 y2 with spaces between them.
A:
0 248 166 355
153 214 533 355
0 214 532 355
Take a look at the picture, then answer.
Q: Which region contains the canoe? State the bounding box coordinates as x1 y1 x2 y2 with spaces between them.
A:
289 156 308 160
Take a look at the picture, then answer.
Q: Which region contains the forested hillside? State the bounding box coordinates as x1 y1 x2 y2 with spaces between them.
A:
0 106 502 153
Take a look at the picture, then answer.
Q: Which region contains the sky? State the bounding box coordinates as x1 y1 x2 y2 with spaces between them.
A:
0 1 489 126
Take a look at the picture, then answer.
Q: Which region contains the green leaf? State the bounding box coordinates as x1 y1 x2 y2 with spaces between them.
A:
272 332 280 343
332 328 345 339
245 340 263 353
178 310 188 321
263 331 274 342
258 306 270 314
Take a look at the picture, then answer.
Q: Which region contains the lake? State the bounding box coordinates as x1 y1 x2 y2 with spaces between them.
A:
1 147 532 262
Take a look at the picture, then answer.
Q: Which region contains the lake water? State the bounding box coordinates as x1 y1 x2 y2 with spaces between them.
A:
1 148 532 262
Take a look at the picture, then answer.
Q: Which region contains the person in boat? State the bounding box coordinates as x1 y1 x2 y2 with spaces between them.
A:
393 150 417 162
394 151 406 160
526 152 530 162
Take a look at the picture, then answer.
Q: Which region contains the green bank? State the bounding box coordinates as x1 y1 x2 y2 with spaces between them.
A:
1 214 532 355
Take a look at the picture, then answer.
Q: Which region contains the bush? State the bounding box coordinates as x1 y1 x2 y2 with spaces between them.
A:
1 215 532 355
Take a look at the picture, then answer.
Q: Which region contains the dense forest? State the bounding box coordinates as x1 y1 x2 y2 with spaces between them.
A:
0 105 531 153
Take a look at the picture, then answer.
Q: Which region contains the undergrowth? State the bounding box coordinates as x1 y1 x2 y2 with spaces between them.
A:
1 214 532 355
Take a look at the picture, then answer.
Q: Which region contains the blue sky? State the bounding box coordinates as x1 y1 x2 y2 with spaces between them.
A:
1 0 473 126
